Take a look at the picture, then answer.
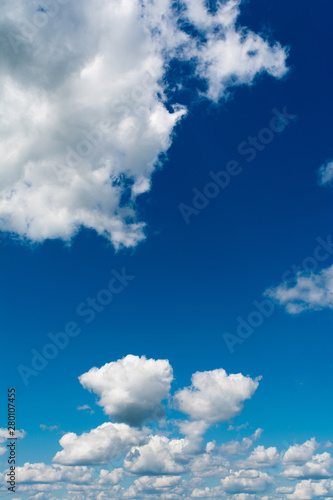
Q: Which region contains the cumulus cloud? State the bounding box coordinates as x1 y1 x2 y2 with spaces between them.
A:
221 469 273 494
283 438 320 465
0 427 26 455
98 468 124 485
177 419 210 454
53 422 147 465
218 429 263 456
287 479 333 500
0 0 287 248
124 435 190 475
15 462 93 483
174 368 261 422
190 450 229 478
78 355 173 426
318 160 333 186
19 357 331 498
123 475 181 497
191 486 224 497
235 446 280 469
265 266 333 313
282 453 333 480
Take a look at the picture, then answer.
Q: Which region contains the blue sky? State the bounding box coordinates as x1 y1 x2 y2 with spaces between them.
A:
0 0 333 499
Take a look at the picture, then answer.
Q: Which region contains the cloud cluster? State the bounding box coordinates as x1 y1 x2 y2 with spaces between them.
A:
3 356 331 499
54 356 261 469
0 0 287 248
287 479 333 500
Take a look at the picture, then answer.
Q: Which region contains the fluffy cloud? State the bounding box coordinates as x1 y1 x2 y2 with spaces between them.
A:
191 486 224 498
98 468 124 485
174 369 261 422
78 355 173 426
265 266 333 313
0 428 25 455
282 453 333 480
53 422 147 465
318 160 333 186
235 446 280 469
218 429 263 456
123 475 181 498
283 439 320 465
221 469 273 494
287 479 333 500
124 435 189 475
15 462 93 483
13 357 331 499
190 450 229 478
16 482 62 497
0 0 287 248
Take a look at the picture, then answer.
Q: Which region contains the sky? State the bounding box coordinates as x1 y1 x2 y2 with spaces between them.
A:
0 0 333 499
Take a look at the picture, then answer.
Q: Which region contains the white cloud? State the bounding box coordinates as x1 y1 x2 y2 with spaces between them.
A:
318 160 333 186
40 424 58 431
228 422 249 431
231 495 256 500
283 439 320 465
17 358 332 499
0 428 26 456
78 355 173 426
277 486 294 493
16 483 63 497
53 422 147 465
235 446 280 469
98 468 124 485
266 266 333 313
0 0 287 248
282 453 333 480
204 429 263 459
190 451 229 478
123 475 181 497
221 469 273 494
218 438 253 457
191 486 224 498
124 435 189 475
174 369 261 422
287 479 333 500
15 462 93 483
